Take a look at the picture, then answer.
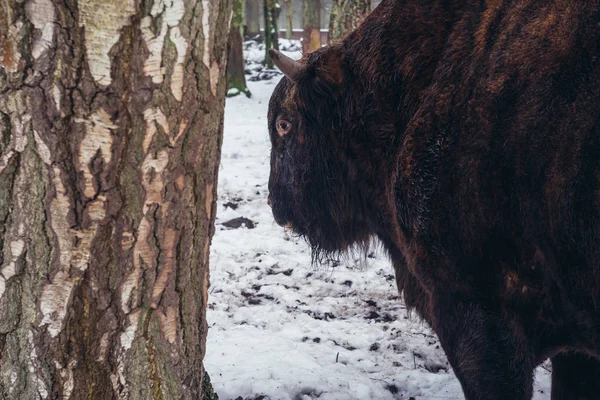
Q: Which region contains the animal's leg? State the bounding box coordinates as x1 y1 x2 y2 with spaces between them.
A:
551 353 600 400
431 296 535 400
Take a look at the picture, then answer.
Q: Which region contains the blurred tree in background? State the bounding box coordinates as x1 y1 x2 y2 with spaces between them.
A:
264 0 281 68
283 0 294 39
328 0 370 44
228 0 252 97
303 0 321 53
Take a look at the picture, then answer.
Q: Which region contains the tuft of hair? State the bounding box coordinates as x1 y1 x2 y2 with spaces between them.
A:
307 234 380 272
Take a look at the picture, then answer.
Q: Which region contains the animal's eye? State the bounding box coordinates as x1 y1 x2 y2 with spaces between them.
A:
276 119 292 136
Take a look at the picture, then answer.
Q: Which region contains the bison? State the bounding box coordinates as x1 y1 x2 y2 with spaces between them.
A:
265 0 600 399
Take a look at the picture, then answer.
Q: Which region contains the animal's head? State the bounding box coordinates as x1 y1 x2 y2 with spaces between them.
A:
267 47 373 259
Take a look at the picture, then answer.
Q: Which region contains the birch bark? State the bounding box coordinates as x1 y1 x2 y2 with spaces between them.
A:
0 0 232 398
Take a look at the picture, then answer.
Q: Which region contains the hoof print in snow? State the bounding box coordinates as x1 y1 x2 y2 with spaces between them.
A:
365 311 380 320
266 264 293 276
424 362 448 373
381 313 394 322
370 342 381 351
259 294 275 301
223 201 239 210
308 311 336 321
284 284 300 290
365 299 377 307
385 384 399 394
341 280 352 287
365 310 394 323
235 396 270 400
222 217 256 229
392 343 407 354
242 290 276 305
293 388 322 400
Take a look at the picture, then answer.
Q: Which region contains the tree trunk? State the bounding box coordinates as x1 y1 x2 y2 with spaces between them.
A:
302 0 321 53
284 0 293 39
263 0 279 68
245 0 261 37
269 0 281 52
328 0 370 44
228 0 251 97
263 0 273 68
0 0 232 399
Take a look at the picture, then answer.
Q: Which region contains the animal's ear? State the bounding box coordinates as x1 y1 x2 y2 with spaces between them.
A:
295 47 345 121
311 47 345 87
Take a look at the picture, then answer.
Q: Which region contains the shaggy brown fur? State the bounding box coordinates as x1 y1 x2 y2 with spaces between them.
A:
266 1 600 399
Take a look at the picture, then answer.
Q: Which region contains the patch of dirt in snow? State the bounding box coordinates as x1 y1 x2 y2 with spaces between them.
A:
206 76 552 400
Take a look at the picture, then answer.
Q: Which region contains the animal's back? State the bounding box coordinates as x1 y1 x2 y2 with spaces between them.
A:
395 0 600 356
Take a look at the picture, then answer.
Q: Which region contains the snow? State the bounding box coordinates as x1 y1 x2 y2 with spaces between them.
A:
244 39 302 82
205 42 553 400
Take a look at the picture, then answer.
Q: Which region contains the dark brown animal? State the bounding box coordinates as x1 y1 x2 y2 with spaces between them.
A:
266 0 600 398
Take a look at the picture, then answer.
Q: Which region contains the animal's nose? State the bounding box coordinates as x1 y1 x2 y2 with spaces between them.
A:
267 197 272 208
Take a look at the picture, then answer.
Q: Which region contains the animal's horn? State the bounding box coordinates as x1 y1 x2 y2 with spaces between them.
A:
269 49 304 81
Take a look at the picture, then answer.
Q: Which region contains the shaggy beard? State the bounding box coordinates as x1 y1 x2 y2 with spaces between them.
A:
310 237 379 270
285 216 378 269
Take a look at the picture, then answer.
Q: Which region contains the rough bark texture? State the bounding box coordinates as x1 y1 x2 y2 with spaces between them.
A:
302 0 321 53
227 0 250 97
0 0 232 399
328 0 369 44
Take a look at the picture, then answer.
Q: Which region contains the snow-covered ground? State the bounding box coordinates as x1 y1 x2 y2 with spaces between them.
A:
205 42 552 400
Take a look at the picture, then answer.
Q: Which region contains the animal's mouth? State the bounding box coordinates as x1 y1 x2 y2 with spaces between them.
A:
273 214 290 227
272 209 293 229
268 195 295 229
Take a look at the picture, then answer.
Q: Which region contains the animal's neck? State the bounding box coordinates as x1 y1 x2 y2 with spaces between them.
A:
342 0 461 125
336 0 463 243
